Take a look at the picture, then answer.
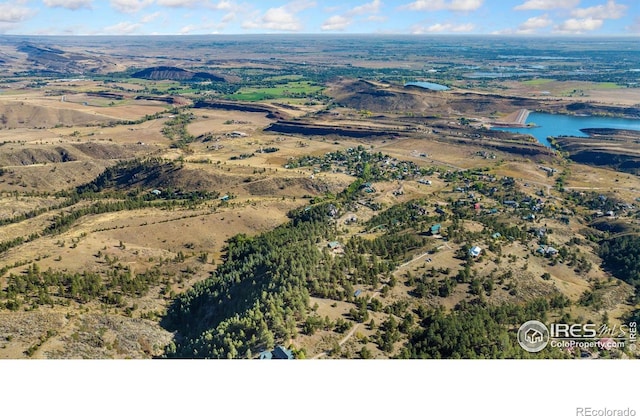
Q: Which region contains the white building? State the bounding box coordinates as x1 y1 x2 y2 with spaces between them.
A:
469 246 482 257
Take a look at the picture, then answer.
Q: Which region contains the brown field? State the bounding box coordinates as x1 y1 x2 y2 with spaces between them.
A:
497 80 640 106
1 46 639 360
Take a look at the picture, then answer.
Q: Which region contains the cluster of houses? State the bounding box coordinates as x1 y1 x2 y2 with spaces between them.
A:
286 147 425 181
536 245 559 257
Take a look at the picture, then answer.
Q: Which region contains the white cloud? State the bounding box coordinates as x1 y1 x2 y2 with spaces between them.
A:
243 1 316 32
43 0 92 10
140 11 161 23
178 19 228 34
287 0 316 13
321 15 351 31
221 12 235 23
402 0 483 12
350 0 382 15
412 22 475 33
321 0 383 32
156 0 199 7
155 0 237 8
243 7 301 31
0 3 36 22
555 17 604 33
110 0 153 14
0 22 17 33
104 21 143 34
546 0 627 34
211 0 237 10
179 24 197 34
571 0 626 19
514 0 579 10
366 15 387 22
517 14 552 33
323 6 341 13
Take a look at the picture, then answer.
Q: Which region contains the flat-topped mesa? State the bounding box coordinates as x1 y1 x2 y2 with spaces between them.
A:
131 66 226 82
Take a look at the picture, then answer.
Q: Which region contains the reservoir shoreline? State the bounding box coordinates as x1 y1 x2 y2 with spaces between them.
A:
492 111 640 147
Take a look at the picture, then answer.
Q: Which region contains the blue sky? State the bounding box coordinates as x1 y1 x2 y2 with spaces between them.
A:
1 0 638 36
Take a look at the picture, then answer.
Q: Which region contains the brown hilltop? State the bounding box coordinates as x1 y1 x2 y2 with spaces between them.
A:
326 78 541 117
0 101 113 129
131 66 231 83
326 79 446 113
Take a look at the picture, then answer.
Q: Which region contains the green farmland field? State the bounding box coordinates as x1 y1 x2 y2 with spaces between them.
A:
226 81 323 101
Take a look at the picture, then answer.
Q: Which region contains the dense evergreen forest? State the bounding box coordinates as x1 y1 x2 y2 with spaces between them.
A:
162 203 333 358
400 300 565 358
598 235 640 297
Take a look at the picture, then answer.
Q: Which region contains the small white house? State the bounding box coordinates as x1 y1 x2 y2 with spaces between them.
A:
469 246 482 257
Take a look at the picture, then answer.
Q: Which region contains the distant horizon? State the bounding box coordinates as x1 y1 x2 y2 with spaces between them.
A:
0 1 638 37
2 33 640 38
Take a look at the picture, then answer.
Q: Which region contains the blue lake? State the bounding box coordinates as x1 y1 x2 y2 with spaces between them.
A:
493 112 640 147
404 81 450 91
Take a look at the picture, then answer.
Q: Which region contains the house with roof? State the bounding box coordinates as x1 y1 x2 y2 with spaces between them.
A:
531 227 547 238
258 345 294 360
536 245 559 257
344 215 357 225
430 223 442 235
328 241 341 250
272 345 294 359
469 246 482 257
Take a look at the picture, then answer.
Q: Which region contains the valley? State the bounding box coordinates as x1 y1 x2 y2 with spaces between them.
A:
0 35 639 359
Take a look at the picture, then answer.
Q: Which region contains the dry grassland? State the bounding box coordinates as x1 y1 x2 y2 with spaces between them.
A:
1 74 638 360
